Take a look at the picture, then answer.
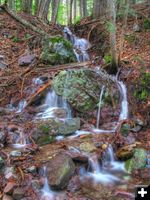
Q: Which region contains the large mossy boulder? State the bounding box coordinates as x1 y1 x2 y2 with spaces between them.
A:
125 148 147 173
52 69 117 113
40 36 76 65
47 153 75 189
53 69 102 112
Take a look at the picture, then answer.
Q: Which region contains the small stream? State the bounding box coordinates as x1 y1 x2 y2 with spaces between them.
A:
8 27 130 198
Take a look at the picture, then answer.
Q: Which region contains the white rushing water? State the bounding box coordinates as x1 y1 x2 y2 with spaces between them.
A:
63 27 91 62
41 166 55 200
117 80 128 120
87 145 125 185
36 89 72 119
96 85 105 129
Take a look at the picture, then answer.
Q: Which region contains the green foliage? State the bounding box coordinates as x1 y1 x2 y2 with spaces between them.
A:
104 54 112 64
133 71 150 101
12 36 20 43
144 19 150 30
106 21 116 33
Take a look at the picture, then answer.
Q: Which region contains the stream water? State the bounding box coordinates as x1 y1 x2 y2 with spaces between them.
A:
9 27 130 196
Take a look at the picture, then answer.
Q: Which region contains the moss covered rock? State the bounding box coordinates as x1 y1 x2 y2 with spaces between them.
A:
125 148 147 173
47 153 75 189
52 69 116 113
40 36 76 65
52 69 102 112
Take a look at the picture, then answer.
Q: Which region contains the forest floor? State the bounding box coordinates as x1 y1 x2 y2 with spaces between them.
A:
0 3 150 200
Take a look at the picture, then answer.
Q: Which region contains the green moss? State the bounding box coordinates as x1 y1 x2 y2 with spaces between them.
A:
125 148 147 173
39 124 51 134
144 19 150 30
133 71 150 102
37 135 55 145
40 36 76 65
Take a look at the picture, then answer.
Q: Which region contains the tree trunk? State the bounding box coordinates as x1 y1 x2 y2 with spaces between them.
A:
22 0 32 14
73 0 76 22
42 0 51 21
82 0 87 17
92 0 107 19
51 0 60 23
69 0 73 24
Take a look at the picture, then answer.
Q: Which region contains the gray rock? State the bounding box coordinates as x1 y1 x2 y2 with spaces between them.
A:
18 54 36 66
4 167 16 180
47 153 75 189
13 188 24 200
58 118 80 135
79 142 97 153
125 148 147 173
26 166 36 173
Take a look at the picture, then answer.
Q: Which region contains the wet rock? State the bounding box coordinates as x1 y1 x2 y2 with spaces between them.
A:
4 167 16 180
4 182 16 195
58 118 80 135
125 148 147 173
33 118 80 144
2 194 13 200
18 54 36 66
68 152 88 163
79 142 97 153
40 36 76 65
47 153 75 189
13 188 24 200
26 166 37 173
10 151 22 157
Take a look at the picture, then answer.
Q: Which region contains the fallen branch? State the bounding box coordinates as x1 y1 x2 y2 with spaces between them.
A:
0 5 50 36
25 80 51 108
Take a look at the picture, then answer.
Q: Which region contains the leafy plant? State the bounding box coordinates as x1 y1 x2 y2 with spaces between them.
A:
104 54 112 64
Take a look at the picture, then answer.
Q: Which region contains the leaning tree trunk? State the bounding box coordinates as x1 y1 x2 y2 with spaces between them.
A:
51 0 60 23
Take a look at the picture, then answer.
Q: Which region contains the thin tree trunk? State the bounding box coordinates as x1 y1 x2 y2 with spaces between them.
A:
73 0 76 22
22 0 32 14
82 0 87 17
42 0 51 21
51 0 60 23
69 0 73 24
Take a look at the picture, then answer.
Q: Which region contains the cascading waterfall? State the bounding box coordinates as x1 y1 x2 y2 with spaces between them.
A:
63 27 91 62
96 85 105 129
117 80 128 120
87 145 125 185
41 166 54 200
36 88 71 119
